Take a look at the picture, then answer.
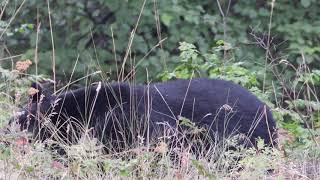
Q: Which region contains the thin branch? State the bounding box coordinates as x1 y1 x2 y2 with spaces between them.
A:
47 0 56 92
119 0 147 81
0 0 26 40
263 0 275 93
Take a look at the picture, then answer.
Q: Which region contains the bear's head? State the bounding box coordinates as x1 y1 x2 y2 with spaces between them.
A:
9 83 57 135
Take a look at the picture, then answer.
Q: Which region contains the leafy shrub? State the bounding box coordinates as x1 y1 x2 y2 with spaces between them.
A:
2 1 320 84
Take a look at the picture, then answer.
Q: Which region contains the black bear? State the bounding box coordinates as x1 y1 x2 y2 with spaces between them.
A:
10 78 277 152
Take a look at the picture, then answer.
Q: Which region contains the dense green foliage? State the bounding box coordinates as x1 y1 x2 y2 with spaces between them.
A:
1 0 320 81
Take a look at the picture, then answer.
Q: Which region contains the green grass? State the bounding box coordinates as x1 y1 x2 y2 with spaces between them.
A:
0 126 318 179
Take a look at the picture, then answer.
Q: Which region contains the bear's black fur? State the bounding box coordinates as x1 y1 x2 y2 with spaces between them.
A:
10 78 277 151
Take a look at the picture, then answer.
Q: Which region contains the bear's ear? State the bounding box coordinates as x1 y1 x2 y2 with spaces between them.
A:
29 82 43 103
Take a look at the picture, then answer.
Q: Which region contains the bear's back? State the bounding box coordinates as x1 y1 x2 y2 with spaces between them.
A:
145 78 276 145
